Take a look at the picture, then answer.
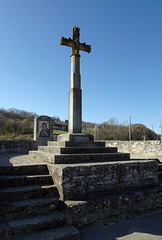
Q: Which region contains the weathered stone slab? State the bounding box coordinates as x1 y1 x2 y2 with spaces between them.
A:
38 146 118 155
54 153 130 164
48 141 105 148
0 175 53 187
0 164 48 176
29 151 54 163
65 185 162 230
50 160 159 200
0 140 37 154
57 133 94 142
105 140 162 160
159 164 162 171
29 151 130 164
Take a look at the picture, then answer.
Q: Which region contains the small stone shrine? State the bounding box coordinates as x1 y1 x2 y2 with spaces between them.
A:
34 115 53 146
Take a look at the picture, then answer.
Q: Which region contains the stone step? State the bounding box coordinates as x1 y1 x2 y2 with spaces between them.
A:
0 185 59 201
12 225 80 240
158 171 162 182
0 211 66 239
0 197 64 221
0 175 53 187
29 151 55 163
158 164 162 171
0 164 48 176
65 185 162 230
48 141 67 148
38 146 118 155
29 151 130 164
38 146 60 154
48 141 106 148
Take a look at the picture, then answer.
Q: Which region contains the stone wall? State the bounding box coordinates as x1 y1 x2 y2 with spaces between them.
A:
105 140 162 160
66 185 162 230
0 140 37 153
51 160 158 201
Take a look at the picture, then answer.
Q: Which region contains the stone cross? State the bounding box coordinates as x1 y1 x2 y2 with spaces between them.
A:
60 26 91 133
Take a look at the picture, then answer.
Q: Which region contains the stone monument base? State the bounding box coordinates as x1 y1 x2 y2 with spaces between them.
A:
29 137 162 230
57 133 94 142
49 160 158 201
66 184 162 230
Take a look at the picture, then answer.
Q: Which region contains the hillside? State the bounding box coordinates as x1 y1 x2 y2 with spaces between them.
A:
0 108 160 141
0 108 37 140
83 119 160 141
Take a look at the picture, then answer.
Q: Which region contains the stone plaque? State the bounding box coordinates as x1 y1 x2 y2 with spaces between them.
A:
34 115 53 146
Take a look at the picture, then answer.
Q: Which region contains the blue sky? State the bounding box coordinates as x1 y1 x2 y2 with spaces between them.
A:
0 0 161 133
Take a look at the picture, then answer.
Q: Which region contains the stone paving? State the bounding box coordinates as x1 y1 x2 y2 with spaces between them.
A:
0 153 44 166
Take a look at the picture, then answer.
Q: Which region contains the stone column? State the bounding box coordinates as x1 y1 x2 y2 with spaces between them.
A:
60 26 91 137
68 53 82 133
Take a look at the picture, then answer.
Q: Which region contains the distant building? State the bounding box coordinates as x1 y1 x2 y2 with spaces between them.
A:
53 120 68 132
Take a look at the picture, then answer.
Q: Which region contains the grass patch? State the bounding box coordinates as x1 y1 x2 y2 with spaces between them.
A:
0 131 68 141
53 130 68 135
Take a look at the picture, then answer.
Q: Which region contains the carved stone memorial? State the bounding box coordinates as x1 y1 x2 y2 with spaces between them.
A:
34 115 53 146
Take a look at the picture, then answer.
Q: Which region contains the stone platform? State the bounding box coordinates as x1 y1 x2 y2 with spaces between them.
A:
49 160 158 201
66 183 162 230
28 134 162 230
29 135 160 201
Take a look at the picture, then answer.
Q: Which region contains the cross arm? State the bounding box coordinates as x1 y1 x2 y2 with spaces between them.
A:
60 36 75 48
60 36 91 54
79 42 91 53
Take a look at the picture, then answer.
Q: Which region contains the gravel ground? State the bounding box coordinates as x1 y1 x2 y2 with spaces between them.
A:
80 211 162 240
0 153 44 166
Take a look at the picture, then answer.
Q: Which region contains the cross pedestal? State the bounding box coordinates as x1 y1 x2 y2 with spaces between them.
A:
60 26 93 141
